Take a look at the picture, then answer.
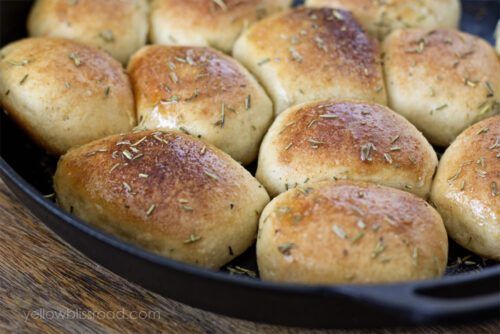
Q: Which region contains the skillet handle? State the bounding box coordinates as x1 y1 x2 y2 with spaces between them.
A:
336 269 500 323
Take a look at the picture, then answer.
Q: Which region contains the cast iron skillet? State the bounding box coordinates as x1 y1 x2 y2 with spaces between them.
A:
0 0 499 329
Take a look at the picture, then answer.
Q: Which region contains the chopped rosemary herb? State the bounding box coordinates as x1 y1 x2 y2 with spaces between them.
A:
383 153 393 164
109 163 120 173
257 58 270 66
357 220 366 229
204 170 219 180
319 114 338 119
214 102 225 127
6 59 29 66
285 142 293 150
360 143 376 161
212 0 227 11
332 9 343 20
491 182 497 197
476 127 489 135
430 104 448 114
289 47 303 63
278 243 295 255
390 146 401 151
181 205 193 211
372 240 385 258
169 71 179 84
184 234 201 244
351 232 365 244
131 136 147 146
104 86 110 97
122 150 133 160
227 266 257 277
68 53 82 66
489 137 500 150
332 225 348 239
390 135 400 144
18 74 28 85
122 182 132 192
99 30 115 42
245 95 251 110
485 81 494 97
146 204 156 216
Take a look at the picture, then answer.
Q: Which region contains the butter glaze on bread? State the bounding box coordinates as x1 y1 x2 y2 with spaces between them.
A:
233 7 387 115
28 0 149 63
128 45 273 165
431 116 499 260
54 130 270 269
257 181 448 284
0 37 136 155
149 0 292 53
383 29 500 147
256 100 437 198
306 0 460 40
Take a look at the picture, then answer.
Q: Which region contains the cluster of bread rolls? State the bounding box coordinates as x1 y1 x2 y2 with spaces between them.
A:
0 0 498 284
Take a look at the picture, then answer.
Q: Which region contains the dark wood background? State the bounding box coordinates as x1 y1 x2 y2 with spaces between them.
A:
0 179 498 333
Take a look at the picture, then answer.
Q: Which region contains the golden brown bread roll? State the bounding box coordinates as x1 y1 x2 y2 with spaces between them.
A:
305 0 461 40
54 130 270 269
27 0 149 63
431 115 499 260
149 0 292 53
233 7 387 115
257 180 448 284
0 37 136 155
383 28 500 147
256 100 438 198
128 45 273 165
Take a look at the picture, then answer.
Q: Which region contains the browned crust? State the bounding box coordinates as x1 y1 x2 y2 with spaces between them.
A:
436 115 499 204
258 180 447 283
244 7 384 90
56 130 253 234
151 0 290 28
128 45 250 118
384 29 499 91
275 100 435 184
54 130 269 267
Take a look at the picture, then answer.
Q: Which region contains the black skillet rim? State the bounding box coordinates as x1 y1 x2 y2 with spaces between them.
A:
0 0 499 329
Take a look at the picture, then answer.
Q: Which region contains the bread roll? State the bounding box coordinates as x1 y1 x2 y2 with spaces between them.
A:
54 130 270 269
256 99 437 198
149 0 292 53
431 115 499 260
233 7 387 115
0 37 136 155
383 28 500 147
257 180 448 284
128 45 273 165
27 0 148 63
305 0 460 40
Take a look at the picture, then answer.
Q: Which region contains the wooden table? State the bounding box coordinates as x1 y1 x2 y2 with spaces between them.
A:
0 179 498 333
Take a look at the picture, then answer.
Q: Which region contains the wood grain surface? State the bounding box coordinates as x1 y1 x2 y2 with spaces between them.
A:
0 178 498 334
